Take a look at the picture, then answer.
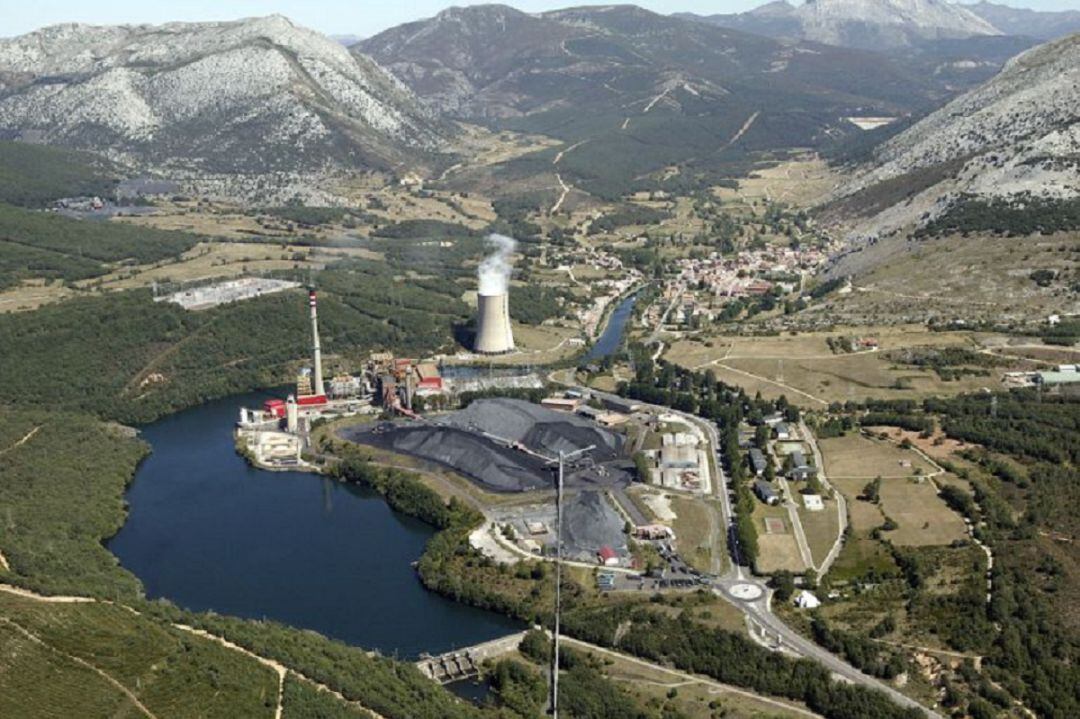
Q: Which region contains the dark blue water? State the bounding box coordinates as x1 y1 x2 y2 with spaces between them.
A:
108 391 520 658
446 678 494 706
584 291 638 362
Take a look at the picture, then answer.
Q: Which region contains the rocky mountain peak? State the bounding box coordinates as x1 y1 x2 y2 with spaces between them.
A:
685 0 1002 49
0 16 448 175
833 32 1080 235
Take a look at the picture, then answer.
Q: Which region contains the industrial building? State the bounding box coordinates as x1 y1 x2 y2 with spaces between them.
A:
1036 366 1080 386
156 277 301 311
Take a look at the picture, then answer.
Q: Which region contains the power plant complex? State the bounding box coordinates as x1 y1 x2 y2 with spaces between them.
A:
235 253 537 470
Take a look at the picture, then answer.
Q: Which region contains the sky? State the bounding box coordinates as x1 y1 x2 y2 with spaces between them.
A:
5 0 1078 39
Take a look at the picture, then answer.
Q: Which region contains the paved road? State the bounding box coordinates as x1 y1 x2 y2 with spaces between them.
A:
552 381 942 719
644 282 684 345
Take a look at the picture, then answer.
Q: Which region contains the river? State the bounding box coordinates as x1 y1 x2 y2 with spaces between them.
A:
107 390 520 659
584 290 639 362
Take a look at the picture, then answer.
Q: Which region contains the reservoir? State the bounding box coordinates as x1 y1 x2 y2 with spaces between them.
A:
107 390 521 659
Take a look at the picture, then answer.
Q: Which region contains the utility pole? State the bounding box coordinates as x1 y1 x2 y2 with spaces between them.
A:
548 444 594 718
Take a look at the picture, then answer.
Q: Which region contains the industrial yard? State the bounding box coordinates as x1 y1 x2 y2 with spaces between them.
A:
343 398 629 493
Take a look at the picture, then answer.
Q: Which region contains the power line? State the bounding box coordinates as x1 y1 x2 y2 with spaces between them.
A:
548 445 594 718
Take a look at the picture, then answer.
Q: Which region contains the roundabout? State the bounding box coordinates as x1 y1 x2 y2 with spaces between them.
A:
728 583 764 602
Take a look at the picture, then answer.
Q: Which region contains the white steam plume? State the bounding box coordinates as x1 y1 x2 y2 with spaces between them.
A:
478 232 517 296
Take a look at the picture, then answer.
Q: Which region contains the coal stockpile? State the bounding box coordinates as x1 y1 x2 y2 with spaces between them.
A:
563 491 627 562
341 398 629 494
437 398 624 459
346 425 552 493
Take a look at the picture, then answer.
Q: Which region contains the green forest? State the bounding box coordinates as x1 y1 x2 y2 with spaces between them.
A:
918 194 1080 237
0 140 118 207
0 203 200 288
0 255 469 423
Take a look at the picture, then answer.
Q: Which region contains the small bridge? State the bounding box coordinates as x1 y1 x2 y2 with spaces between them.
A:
416 631 527 684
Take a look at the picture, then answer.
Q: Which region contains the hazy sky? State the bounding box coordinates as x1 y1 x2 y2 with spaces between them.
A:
5 0 1078 39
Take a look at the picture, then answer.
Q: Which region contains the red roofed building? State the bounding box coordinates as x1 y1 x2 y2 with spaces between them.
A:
597 546 619 567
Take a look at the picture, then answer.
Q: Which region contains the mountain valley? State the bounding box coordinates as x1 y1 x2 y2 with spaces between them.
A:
1 3 1079 719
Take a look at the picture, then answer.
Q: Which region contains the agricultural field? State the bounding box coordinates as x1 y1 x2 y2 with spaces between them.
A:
712 156 838 210
665 326 1012 407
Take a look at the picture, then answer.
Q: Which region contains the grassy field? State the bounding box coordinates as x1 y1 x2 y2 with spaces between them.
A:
831 478 887 534
0 240 381 312
0 280 75 313
798 498 841 569
819 434 936 478
669 495 715 574
505 321 581 359
712 156 837 210
821 434 967 547
879 478 968 547
80 241 380 291
752 503 807 573
665 327 1010 406
828 232 1080 321
828 535 898 584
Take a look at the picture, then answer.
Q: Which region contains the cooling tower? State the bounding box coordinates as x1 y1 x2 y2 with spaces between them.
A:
475 292 515 354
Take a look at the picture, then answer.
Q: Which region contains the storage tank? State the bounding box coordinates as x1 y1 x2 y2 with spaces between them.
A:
474 291 515 354
286 394 299 434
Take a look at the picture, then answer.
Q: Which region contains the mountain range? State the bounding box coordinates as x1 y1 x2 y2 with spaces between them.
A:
359 4 952 197
835 31 1080 229
680 0 1001 50
822 30 1079 295
0 1 1076 205
962 1 1080 40
0 16 447 174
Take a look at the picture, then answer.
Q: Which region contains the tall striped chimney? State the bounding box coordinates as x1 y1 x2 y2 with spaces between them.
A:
309 289 325 397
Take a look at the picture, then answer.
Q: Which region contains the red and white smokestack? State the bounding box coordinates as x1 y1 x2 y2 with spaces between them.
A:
308 289 324 397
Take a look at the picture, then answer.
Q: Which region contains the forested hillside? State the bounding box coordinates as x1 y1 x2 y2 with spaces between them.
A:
0 141 118 207
0 259 468 423
0 203 200 289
